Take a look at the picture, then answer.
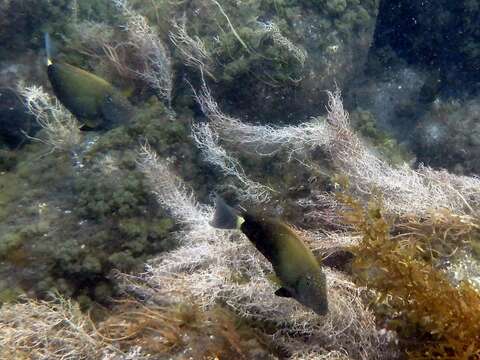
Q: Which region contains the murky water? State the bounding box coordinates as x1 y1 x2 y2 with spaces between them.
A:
1 0 479 358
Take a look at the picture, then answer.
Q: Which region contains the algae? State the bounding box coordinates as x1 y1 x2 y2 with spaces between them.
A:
0 97 197 304
338 190 480 358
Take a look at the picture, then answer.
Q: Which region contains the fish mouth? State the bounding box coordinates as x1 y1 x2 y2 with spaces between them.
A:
295 296 328 315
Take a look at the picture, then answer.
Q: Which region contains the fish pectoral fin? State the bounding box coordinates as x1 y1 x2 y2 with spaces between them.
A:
79 118 102 131
274 287 292 298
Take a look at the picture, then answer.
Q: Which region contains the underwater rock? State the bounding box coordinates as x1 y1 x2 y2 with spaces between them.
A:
0 88 39 149
0 0 119 58
414 96 480 175
373 0 480 94
177 0 379 123
0 0 72 55
346 66 428 140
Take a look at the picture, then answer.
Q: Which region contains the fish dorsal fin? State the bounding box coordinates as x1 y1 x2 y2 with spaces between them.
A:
44 32 57 66
210 194 244 229
274 287 293 298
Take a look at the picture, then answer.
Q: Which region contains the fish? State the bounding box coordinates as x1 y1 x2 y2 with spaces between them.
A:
45 33 132 130
211 195 328 315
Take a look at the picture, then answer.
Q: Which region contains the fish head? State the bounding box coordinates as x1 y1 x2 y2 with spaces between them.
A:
295 271 328 316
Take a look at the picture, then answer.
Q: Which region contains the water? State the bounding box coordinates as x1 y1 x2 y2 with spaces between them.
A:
0 0 479 358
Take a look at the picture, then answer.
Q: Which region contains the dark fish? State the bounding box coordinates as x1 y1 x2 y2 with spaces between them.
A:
211 195 328 315
45 33 132 130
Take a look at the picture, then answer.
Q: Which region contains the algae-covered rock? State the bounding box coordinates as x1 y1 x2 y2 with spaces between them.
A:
414 96 480 175
0 0 71 54
0 89 39 149
349 108 413 165
0 95 203 303
373 0 480 93
174 0 379 123
0 0 119 58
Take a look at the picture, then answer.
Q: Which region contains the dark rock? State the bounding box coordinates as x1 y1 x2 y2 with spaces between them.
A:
0 88 39 149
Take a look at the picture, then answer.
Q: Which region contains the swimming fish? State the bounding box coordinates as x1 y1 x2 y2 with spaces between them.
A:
45 33 132 130
211 195 328 315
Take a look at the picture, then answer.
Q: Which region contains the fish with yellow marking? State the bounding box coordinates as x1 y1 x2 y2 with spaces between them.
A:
211 195 328 315
45 33 132 130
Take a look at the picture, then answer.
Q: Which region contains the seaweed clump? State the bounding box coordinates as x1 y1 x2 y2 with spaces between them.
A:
0 295 109 360
0 95 205 305
338 191 480 358
0 295 275 359
96 299 275 359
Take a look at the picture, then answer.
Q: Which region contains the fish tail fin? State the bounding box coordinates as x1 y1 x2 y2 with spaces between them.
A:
44 32 53 66
210 194 244 229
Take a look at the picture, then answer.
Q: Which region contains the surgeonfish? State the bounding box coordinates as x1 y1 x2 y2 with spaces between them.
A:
211 195 328 315
44 33 132 130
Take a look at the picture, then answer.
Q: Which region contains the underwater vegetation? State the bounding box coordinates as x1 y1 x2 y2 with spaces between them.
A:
97 299 276 359
1 81 480 359
135 141 390 359
165 0 380 122
0 294 276 360
112 0 173 105
338 191 480 359
1 0 480 359
20 84 82 152
143 87 478 359
0 87 206 305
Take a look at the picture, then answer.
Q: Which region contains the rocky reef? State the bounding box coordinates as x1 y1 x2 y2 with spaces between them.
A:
0 0 480 359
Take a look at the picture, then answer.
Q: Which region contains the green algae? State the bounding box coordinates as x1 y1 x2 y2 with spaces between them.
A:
0 150 17 172
325 0 348 15
0 0 71 55
350 109 413 165
0 97 195 303
166 0 378 122
0 233 25 262
0 287 24 305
